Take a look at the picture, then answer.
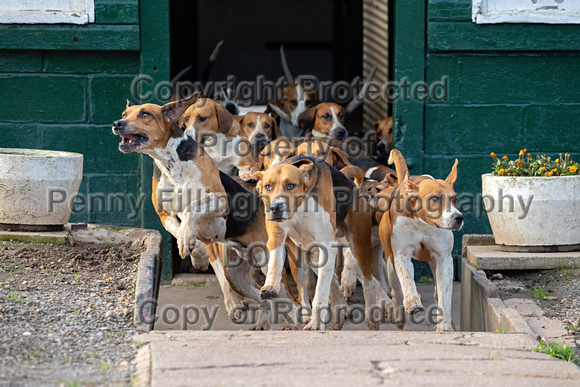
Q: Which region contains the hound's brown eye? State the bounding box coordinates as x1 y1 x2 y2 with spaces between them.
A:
139 111 150 118
184 117 188 123
248 123 254 128
266 153 272 158
265 184 272 191
338 113 344 120
122 113 126 118
198 116 207 122
264 124 270 129
317 152 324 157
291 100 297 106
323 114 331 121
389 128 393 134
451 197 458 206
285 183 295 190
431 196 441 204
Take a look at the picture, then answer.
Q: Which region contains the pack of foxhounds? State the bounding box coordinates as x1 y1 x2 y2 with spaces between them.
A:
112 47 464 332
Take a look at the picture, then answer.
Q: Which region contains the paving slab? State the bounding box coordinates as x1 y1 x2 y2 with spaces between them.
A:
133 330 580 386
467 245 580 270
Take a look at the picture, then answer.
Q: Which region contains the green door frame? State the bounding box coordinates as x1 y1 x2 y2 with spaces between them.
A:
139 0 172 282
392 0 426 174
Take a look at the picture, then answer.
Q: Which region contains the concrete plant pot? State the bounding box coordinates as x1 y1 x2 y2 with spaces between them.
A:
0 148 83 231
482 173 580 252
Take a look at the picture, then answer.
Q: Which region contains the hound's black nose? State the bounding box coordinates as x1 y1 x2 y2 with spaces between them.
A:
113 120 125 129
377 143 386 152
269 202 286 214
453 213 464 223
336 128 348 140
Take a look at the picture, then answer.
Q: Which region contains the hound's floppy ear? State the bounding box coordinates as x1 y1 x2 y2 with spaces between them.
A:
373 121 380 132
297 107 317 130
126 99 135 108
249 167 263 182
298 162 316 190
161 92 200 122
404 172 419 195
214 102 234 134
326 146 350 169
446 159 459 186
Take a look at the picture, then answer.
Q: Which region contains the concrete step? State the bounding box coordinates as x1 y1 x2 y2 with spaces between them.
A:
133 330 580 386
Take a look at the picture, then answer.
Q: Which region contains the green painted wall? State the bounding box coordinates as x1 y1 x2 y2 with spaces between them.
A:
395 0 580 278
0 0 173 281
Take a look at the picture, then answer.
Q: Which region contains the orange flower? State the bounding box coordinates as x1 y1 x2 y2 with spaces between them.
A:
502 155 508 161
547 171 553 177
553 168 558 173
541 166 546 172
570 166 578 173
491 152 497 158
499 169 505 175
517 160 523 167
527 153 531 157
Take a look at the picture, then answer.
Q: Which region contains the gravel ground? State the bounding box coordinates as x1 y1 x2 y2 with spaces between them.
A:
0 241 145 386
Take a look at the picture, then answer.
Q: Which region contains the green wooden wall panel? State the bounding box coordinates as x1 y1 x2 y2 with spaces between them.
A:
427 54 580 105
0 25 140 51
0 75 86 123
87 175 142 226
89 75 137 124
69 178 90 224
428 0 471 22
424 105 526 155
43 51 140 74
39 125 140 174
428 21 580 52
95 0 140 25
523 105 580 152
0 124 40 148
0 51 43 72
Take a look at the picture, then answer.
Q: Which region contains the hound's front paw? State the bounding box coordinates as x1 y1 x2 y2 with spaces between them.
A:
190 241 210 270
259 286 279 299
403 294 424 314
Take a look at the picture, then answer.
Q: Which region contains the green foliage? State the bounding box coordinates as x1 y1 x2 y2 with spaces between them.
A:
491 151 579 177
529 283 547 300
534 341 580 365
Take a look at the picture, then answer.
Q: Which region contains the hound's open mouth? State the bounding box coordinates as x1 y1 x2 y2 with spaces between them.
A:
118 134 148 153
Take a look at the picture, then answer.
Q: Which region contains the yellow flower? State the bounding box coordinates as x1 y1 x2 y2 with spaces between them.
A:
553 168 558 173
491 152 497 158
519 150 525 157
571 166 578 173
555 158 560 163
499 169 505 175
502 155 508 161
547 171 553 177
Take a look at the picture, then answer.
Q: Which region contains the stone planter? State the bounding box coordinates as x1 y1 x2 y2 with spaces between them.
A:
482 173 580 252
0 148 83 231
